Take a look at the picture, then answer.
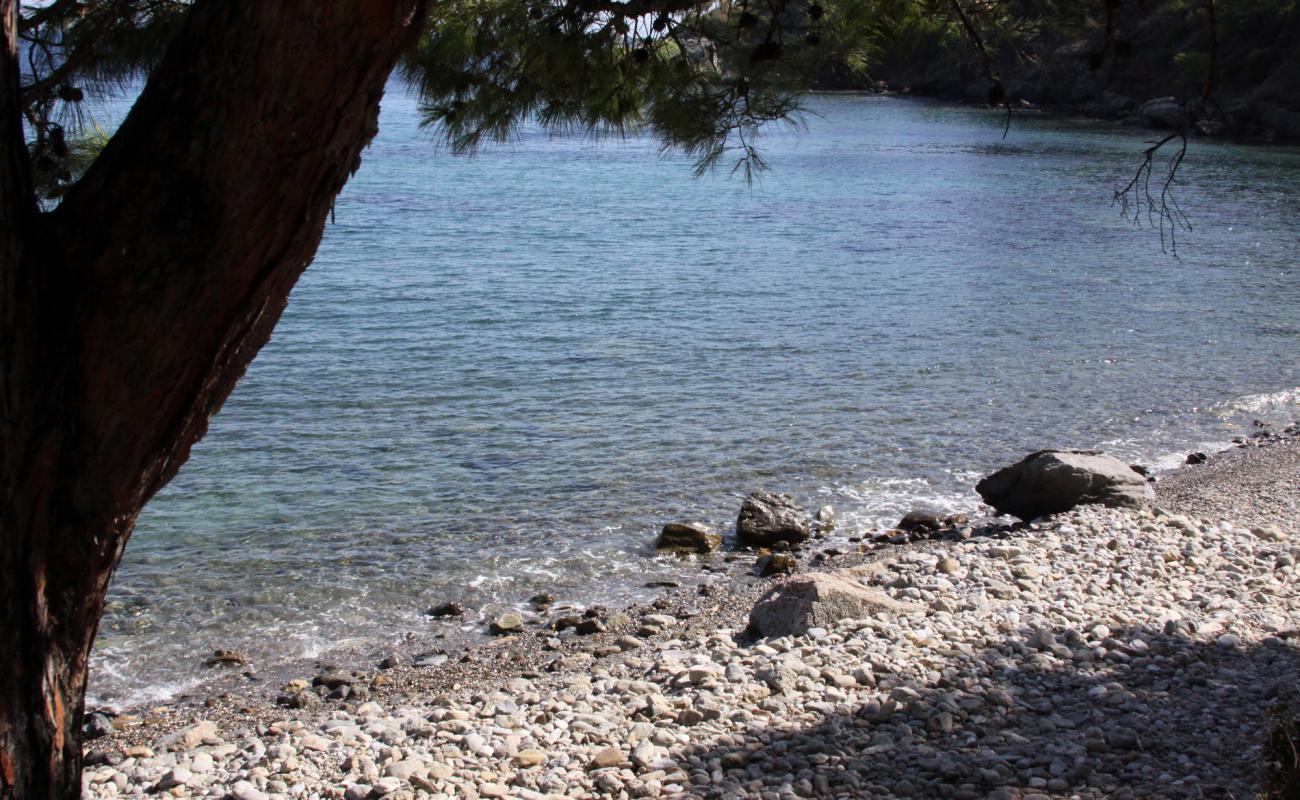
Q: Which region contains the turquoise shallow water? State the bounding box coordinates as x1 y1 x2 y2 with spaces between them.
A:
89 92 1300 706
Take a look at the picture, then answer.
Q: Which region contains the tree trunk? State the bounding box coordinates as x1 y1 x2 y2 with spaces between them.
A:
0 1 426 797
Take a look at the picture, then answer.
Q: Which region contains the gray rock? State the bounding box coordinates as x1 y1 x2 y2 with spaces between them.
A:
279 689 321 709
413 651 448 668
737 491 810 547
1139 96 1188 129
154 720 220 751
229 780 269 800
313 668 358 689
1102 91 1134 116
748 572 921 637
655 522 722 554
153 768 192 791
383 759 428 780
83 712 115 740
976 450 1154 520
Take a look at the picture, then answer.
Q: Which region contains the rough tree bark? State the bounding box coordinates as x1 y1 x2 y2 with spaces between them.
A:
0 1 426 797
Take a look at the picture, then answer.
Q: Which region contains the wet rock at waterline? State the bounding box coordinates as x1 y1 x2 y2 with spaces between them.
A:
489 612 525 635
748 572 921 637
1187 451 1209 465
203 649 248 667
312 668 361 690
427 601 465 618
976 449 1154 521
896 510 968 534
737 491 810 547
756 552 798 577
655 522 722 554
815 505 836 531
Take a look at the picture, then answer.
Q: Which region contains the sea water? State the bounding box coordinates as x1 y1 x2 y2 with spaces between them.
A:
89 92 1300 706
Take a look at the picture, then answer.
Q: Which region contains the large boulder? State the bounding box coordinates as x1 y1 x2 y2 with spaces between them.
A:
655 522 722 554
736 491 810 547
976 450 1154 521
748 572 921 638
1138 97 1188 130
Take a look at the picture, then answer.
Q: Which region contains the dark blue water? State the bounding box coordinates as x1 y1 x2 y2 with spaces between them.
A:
90 92 1300 706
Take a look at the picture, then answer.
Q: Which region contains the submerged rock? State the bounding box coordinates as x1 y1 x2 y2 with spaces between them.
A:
976 450 1154 520
748 572 920 637
655 522 722 554
737 491 810 547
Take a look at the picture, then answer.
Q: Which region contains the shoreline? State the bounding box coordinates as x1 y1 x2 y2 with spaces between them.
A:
81 427 1299 798
809 87 1300 149
88 414 1296 719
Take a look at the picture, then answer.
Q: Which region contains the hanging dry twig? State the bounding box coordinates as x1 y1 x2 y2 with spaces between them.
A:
1112 0 1218 256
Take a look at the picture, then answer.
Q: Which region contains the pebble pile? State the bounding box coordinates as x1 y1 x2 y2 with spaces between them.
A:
83 503 1300 799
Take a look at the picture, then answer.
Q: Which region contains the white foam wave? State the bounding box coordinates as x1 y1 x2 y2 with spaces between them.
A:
1208 386 1300 418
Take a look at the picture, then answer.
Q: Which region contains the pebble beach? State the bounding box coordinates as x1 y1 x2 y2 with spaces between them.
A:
81 435 1300 799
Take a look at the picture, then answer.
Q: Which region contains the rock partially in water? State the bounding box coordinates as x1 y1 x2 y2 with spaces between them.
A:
412 651 448 668
489 612 525 635
756 553 797 577
897 511 945 533
312 668 362 689
1186 451 1209 465
551 614 582 632
815 505 836 532
749 572 921 637
203 649 248 667
427 601 466 619
655 522 722 554
737 491 810 547
897 511 969 534
976 450 1154 521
